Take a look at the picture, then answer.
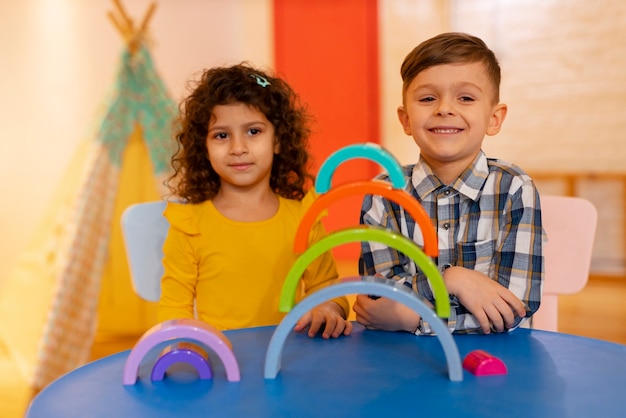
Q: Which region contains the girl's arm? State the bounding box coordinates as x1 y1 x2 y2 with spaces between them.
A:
295 213 352 338
299 217 350 316
158 210 197 322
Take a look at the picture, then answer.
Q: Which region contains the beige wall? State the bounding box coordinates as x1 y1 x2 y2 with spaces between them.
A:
380 0 626 272
381 0 626 172
1 0 624 289
0 0 273 288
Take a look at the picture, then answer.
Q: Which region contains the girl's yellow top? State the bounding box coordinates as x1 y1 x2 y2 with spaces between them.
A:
158 191 348 330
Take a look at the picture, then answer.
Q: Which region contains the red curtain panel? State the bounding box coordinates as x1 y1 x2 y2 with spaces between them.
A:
273 0 380 260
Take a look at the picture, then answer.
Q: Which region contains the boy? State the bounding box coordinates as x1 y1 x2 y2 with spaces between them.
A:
354 32 544 335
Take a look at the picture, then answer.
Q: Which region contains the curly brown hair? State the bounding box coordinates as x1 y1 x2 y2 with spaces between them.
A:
166 62 314 203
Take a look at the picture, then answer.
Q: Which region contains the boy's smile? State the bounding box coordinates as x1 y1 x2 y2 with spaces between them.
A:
397 61 507 184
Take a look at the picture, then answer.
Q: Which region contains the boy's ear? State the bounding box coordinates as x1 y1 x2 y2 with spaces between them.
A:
486 103 508 136
397 105 412 135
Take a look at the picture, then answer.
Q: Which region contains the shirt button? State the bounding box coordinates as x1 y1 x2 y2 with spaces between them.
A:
443 223 450 230
444 189 451 196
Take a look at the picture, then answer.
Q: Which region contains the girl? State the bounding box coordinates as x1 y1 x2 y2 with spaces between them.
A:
158 63 352 339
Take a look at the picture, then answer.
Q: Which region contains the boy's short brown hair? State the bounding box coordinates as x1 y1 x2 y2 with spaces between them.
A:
400 32 502 103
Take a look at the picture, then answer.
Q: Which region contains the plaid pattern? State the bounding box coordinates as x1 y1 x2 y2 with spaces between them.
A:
360 151 545 334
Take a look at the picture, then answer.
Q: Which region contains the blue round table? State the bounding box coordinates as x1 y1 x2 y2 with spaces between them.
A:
26 324 626 417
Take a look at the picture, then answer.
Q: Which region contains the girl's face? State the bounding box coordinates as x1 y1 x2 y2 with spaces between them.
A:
206 102 278 194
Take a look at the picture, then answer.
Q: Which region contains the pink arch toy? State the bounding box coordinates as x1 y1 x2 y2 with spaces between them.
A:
122 319 240 385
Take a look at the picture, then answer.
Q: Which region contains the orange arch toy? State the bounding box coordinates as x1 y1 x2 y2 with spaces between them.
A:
295 181 438 257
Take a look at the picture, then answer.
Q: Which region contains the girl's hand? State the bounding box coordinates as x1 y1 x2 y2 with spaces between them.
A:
444 266 527 333
353 294 421 333
294 301 353 338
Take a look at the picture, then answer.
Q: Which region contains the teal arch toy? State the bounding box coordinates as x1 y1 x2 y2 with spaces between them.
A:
315 143 406 193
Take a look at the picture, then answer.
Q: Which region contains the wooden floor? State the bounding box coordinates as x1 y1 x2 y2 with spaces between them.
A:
5 274 626 418
557 274 626 345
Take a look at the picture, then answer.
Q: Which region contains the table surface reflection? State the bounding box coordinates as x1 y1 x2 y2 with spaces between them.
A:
27 323 626 418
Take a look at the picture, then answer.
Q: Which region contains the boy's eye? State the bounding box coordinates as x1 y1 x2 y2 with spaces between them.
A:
419 96 435 103
459 96 475 102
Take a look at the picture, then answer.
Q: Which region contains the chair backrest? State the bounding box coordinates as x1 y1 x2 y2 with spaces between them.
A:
531 195 598 331
120 201 169 302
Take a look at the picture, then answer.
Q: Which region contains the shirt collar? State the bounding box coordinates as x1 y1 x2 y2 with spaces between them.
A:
411 151 489 202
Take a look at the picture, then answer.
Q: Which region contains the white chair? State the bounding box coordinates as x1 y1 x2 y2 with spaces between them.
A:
120 201 169 302
531 195 598 331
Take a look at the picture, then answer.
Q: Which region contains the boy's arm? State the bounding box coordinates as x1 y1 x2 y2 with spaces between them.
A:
359 182 544 335
414 181 544 334
491 182 544 325
440 267 527 333
358 193 426 332
359 193 417 286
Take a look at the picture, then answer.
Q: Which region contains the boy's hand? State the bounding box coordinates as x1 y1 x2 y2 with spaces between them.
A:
444 266 527 333
353 294 421 333
294 301 353 338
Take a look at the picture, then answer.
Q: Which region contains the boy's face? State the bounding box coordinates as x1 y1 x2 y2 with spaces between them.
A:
397 61 507 183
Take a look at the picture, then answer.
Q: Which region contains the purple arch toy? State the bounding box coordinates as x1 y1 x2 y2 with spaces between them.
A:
150 342 213 381
123 319 240 385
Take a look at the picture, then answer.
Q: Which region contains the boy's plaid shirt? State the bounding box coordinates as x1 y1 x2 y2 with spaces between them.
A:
359 151 545 334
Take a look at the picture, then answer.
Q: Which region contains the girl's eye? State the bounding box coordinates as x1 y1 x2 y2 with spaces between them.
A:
214 132 228 140
249 128 261 136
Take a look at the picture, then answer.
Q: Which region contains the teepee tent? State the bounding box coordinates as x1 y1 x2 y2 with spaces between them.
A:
0 0 176 391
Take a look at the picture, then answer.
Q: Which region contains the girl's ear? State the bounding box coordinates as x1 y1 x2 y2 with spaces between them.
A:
274 137 280 154
486 103 508 136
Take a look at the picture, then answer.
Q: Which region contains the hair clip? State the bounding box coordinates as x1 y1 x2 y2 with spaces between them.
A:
250 74 271 88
